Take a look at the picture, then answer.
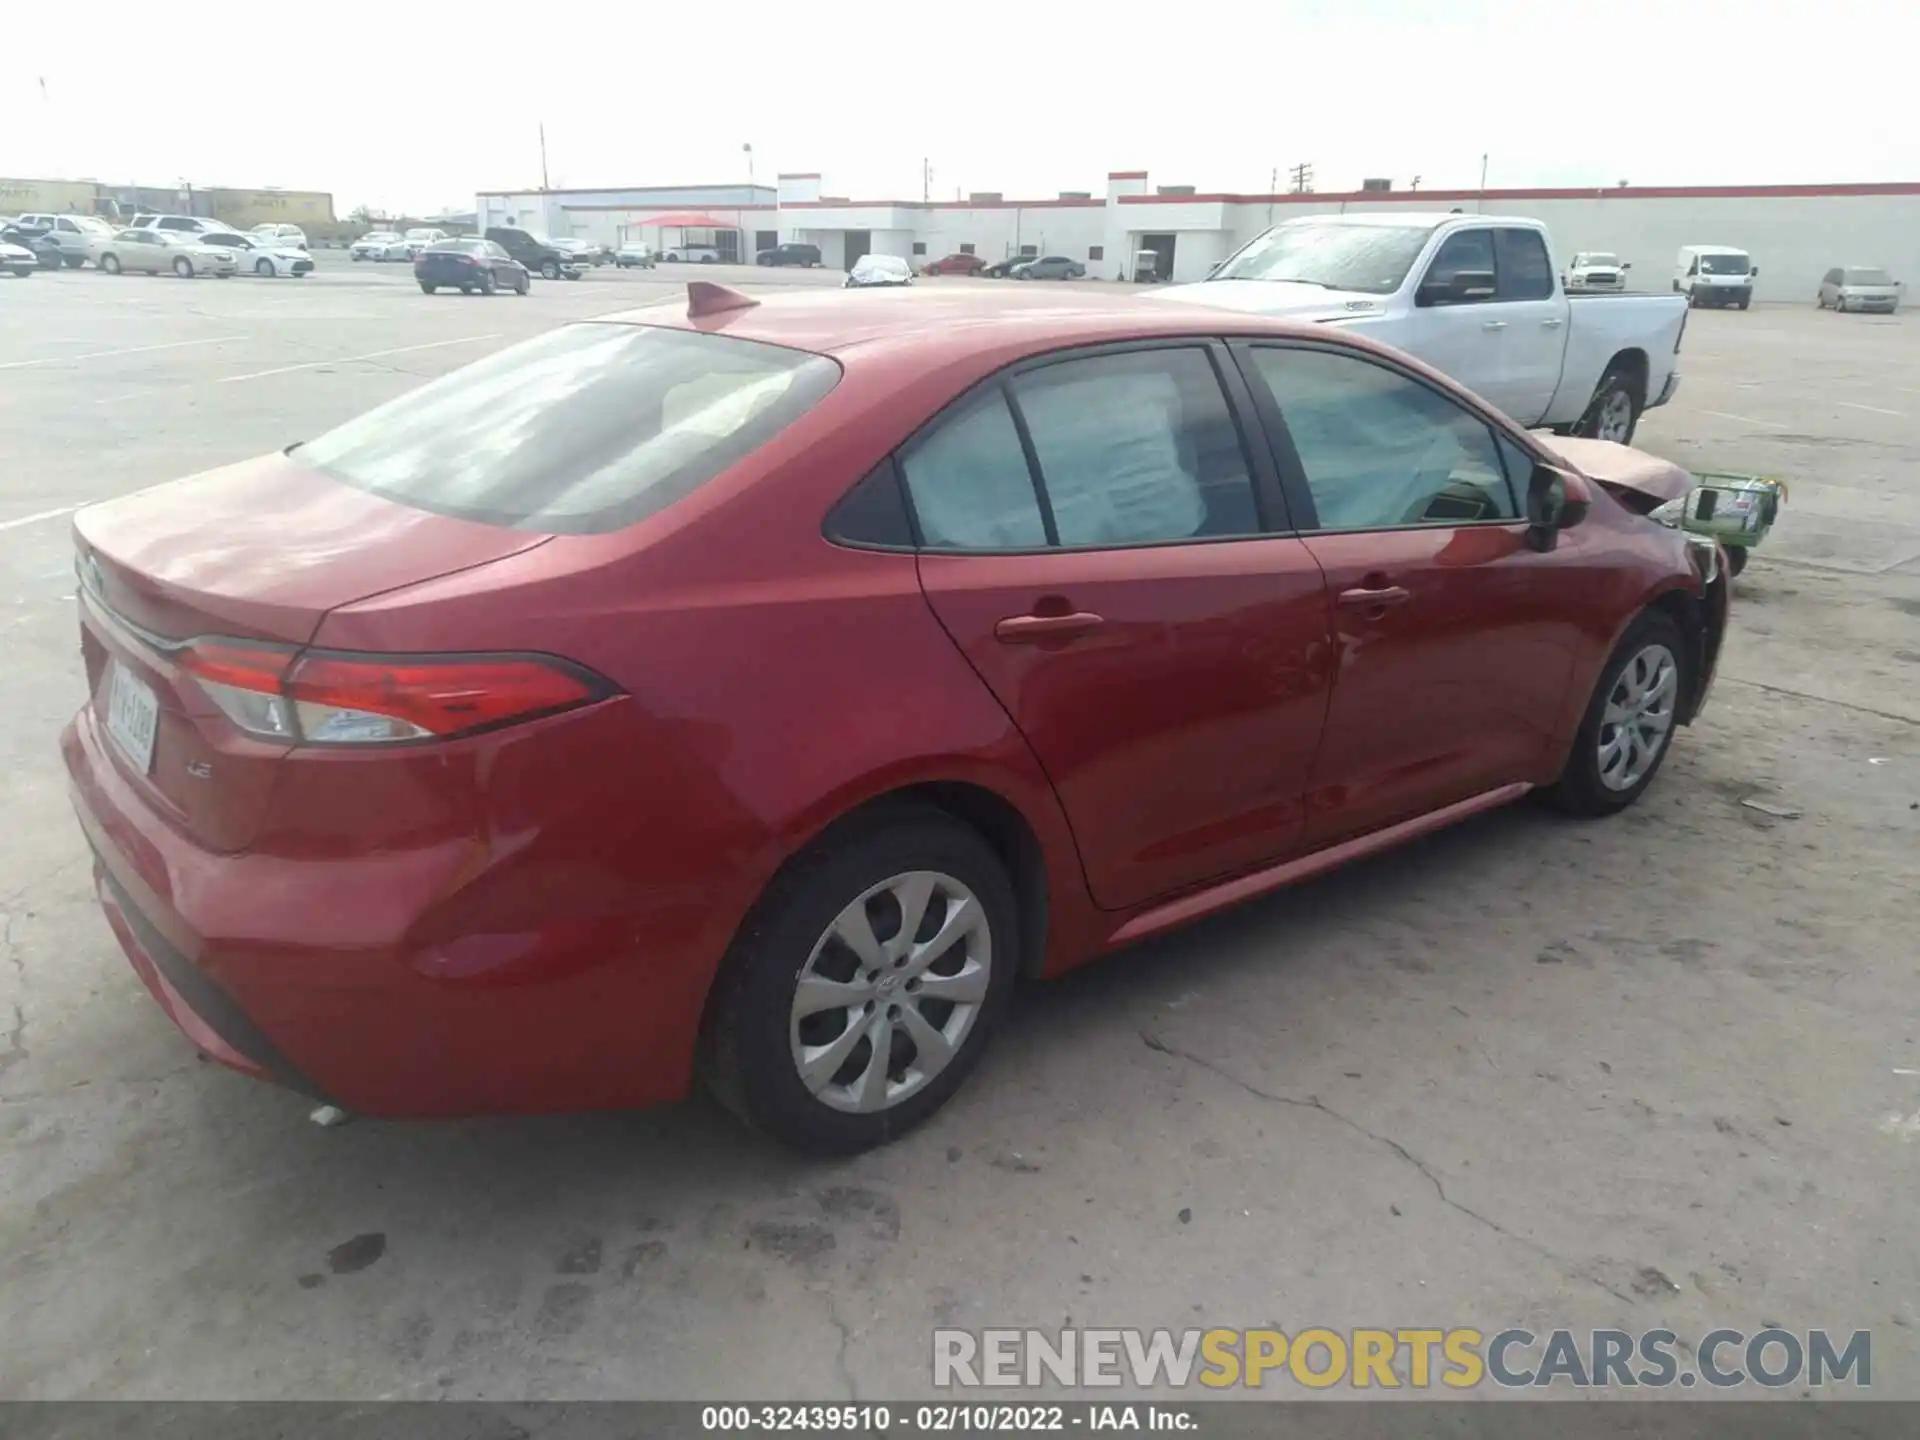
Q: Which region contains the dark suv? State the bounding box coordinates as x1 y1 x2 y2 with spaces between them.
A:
484 227 582 281
754 242 821 268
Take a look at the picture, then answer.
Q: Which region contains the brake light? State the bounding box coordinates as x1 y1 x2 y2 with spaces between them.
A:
178 641 612 745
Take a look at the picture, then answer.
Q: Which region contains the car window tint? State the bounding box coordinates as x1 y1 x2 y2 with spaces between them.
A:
298 324 841 536
899 389 1048 550
486 242 511 259
1495 228 1554 300
1251 346 1519 529
1011 349 1259 546
1424 229 1494 290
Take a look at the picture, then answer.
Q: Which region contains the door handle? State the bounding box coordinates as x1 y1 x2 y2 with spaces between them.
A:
994 611 1105 643
1482 320 1508 331
1337 585 1412 610
1542 317 1564 328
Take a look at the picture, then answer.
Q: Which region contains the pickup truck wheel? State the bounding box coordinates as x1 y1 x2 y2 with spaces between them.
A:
1539 611 1688 817
1575 368 1642 444
540 260 560 280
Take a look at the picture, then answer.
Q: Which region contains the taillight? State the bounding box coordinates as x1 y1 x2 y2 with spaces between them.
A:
178 641 612 745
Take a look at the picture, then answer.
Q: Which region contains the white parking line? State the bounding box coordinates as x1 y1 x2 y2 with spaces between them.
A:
1837 401 1906 417
215 335 502 385
0 337 242 371
0 504 84 534
1699 409 1789 430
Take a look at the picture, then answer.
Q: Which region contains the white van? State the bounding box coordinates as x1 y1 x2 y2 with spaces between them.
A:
1675 245 1757 310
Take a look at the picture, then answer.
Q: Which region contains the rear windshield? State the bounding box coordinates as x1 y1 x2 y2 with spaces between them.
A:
297 324 841 534
425 239 479 253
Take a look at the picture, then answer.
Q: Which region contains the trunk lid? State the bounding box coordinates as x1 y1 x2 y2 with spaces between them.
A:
74 452 549 852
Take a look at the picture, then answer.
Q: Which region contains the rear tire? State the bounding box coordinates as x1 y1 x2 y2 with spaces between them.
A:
101 254 121 274
419 282 437 294
1737 297 1751 311
1540 610 1689 818
173 257 193 278
65 255 85 269
256 259 274 277
1725 546 1749 578
700 805 1019 1155
514 271 529 294
1574 365 1643 444
478 271 497 295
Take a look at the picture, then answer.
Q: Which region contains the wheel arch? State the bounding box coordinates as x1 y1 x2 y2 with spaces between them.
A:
1600 347 1650 403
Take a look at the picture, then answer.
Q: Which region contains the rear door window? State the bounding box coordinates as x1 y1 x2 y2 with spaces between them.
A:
1494 228 1554 300
296 324 841 535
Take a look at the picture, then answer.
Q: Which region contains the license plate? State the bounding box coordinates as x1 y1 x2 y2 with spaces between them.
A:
105 663 160 774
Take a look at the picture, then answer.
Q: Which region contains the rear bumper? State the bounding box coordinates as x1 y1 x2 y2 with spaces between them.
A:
62 700 727 1118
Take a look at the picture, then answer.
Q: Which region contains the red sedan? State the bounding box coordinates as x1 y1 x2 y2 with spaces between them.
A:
924 251 986 276
62 282 1728 1153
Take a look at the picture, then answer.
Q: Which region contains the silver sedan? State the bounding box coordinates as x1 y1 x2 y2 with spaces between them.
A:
96 229 237 278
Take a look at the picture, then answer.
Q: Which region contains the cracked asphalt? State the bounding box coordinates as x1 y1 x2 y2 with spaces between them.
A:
1 261 1917 1401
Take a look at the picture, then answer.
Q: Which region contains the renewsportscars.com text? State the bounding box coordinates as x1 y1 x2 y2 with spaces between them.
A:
933 1327 1871 1390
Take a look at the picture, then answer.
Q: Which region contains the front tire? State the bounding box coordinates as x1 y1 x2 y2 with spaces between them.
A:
100 254 121 274
1725 546 1749 578
173 257 193 278
65 255 85 269
419 283 437 294
1541 611 1688 817
256 259 275 277
513 271 529 295
540 260 560 280
701 806 1018 1155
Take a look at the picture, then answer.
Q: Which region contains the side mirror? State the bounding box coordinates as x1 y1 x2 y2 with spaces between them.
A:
1525 465 1593 553
1622 261 1633 270
1416 268 1497 306
1750 266 1759 277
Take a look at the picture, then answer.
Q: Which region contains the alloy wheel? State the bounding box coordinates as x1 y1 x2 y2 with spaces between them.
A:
1595 389 1636 443
789 870 992 1115
1597 643 1678 791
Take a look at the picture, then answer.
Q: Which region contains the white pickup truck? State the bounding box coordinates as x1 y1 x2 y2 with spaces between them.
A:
1153 213 1687 444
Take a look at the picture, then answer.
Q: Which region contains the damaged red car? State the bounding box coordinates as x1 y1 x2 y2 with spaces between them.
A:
62 283 1729 1153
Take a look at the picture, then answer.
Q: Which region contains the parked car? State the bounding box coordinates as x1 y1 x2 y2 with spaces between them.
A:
550 235 602 267
250 223 310 250
134 214 229 238
662 244 721 264
1012 255 1086 281
1565 252 1629 292
1155 213 1688 445
0 224 66 269
198 230 315 278
12 213 116 267
1817 266 1901 314
845 253 914 288
924 252 986 276
484 226 583 281
400 228 449 260
756 242 822 268
350 231 405 262
415 237 530 296
1 238 35 277
1674 245 1757 309
983 253 1037 278
615 242 656 269
96 229 237 277
61 285 1729 1153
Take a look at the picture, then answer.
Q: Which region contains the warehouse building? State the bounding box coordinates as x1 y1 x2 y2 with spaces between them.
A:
0 177 335 229
475 171 1920 300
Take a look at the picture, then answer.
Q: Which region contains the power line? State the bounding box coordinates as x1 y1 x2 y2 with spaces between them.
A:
1288 162 1314 195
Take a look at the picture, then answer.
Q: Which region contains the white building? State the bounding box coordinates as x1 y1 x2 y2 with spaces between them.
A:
477 171 1920 301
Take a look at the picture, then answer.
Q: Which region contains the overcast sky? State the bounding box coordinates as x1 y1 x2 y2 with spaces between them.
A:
10 1 1916 216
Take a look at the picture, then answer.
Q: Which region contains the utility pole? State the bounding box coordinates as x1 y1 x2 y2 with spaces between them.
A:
1267 166 1277 225
923 158 933 203
743 142 754 185
1410 174 1422 191
539 123 550 191
1288 162 1313 194
1478 152 1488 212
